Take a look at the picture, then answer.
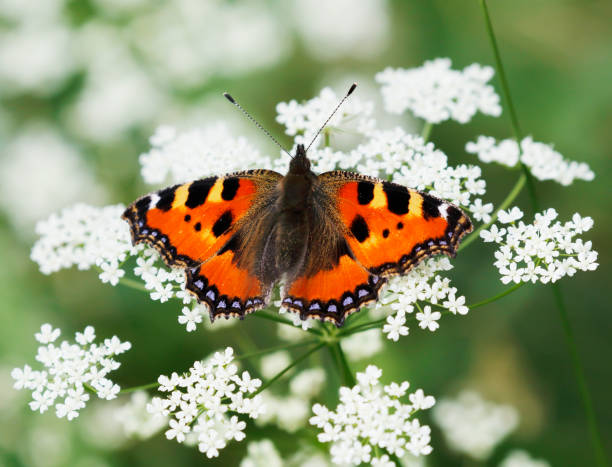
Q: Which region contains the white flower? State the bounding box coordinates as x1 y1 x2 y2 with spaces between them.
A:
467 136 595 186
310 366 435 465
75 326 96 345
415 306 441 331
499 450 550 467
98 259 125 286
177 306 204 332
498 207 524 224
165 418 189 443
480 224 506 243
409 389 436 410
35 323 61 344
383 311 409 341
150 347 263 458
376 58 502 124
443 292 469 316
12 324 130 420
432 391 519 460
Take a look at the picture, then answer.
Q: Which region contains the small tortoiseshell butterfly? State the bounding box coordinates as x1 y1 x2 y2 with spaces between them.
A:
122 85 472 326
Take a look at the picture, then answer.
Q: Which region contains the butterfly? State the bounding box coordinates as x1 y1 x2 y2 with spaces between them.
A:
122 85 473 327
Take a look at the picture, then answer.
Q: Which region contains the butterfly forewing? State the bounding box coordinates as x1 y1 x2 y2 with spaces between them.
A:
122 169 282 319
319 171 473 277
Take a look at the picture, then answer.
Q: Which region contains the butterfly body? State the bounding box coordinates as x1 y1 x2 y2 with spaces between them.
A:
123 144 472 326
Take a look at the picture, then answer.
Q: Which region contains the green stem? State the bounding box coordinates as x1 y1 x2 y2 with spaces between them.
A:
480 2 607 464
551 285 608 466
120 381 159 394
338 317 387 337
458 173 526 251
251 342 326 396
118 276 149 292
480 0 521 140
331 342 356 386
421 122 433 142
468 282 524 309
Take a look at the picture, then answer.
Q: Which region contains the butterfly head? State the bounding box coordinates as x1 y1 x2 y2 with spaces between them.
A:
289 143 311 174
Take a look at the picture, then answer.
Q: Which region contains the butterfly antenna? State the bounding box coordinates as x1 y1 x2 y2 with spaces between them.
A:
305 82 357 152
223 92 293 158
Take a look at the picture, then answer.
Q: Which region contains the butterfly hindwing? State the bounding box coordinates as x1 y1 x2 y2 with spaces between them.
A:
186 242 268 320
122 169 282 319
320 171 473 277
282 253 385 326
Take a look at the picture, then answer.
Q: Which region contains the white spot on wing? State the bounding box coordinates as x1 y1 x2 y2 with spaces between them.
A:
438 203 449 219
150 194 161 207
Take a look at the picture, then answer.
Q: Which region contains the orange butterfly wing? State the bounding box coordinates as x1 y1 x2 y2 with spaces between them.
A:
282 254 385 326
281 171 472 326
323 171 473 277
122 169 282 319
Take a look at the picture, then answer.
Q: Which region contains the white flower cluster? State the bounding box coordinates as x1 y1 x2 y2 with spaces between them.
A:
11 324 131 420
480 208 598 284
310 365 435 465
376 58 502 124
432 391 519 460
140 123 273 185
466 136 594 186
30 203 133 278
377 257 468 341
146 347 265 458
499 450 550 467
276 86 375 149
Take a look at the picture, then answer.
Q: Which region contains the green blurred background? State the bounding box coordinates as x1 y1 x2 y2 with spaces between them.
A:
0 0 610 466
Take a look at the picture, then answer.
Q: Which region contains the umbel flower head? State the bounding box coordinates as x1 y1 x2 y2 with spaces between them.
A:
480 208 598 284
11 324 131 420
376 58 502 124
146 347 265 458
466 136 594 186
310 365 435 465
